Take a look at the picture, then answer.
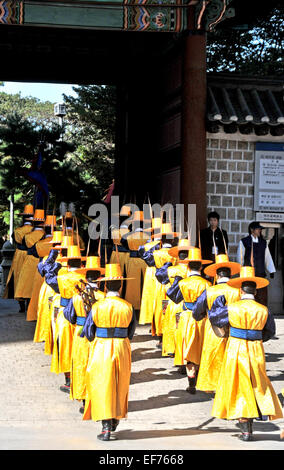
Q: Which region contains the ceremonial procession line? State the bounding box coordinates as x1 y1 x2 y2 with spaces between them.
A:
1 203 284 453
0 299 284 451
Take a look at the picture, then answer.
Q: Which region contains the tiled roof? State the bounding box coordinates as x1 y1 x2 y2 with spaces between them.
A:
206 74 284 135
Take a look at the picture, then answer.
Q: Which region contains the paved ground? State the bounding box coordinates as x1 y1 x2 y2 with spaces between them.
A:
0 298 284 453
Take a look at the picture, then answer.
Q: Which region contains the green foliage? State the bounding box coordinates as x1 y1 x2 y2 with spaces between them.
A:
0 113 85 237
207 4 284 76
0 91 56 126
0 85 117 238
63 85 116 201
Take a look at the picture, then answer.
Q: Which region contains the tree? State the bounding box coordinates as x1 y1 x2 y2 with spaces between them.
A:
0 91 57 126
206 3 284 76
62 85 116 202
0 113 88 238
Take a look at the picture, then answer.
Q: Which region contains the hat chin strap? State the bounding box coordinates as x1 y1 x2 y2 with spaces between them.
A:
106 291 120 297
217 276 230 284
87 282 98 289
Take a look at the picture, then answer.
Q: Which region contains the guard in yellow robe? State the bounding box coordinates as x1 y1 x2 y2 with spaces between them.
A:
57 208 85 251
14 209 46 302
210 266 283 441
156 239 192 357
192 254 241 392
138 217 162 325
145 223 178 347
45 245 86 392
43 237 71 355
33 230 63 346
123 211 149 313
110 204 131 273
167 247 212 393
82 263 136 441
63 256 105 413
26 215 58 321
3 204 34 311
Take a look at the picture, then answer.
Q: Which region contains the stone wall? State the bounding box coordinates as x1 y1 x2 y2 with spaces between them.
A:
206 131 284 260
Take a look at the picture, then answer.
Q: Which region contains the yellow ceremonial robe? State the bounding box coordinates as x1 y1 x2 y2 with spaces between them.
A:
33 281 56 343
26 238 53 321
139 241 159 325
4 224 33 298
151 247 176 337
49 293 61 355
124 230 149 311
15 229 45 300
110 228 130 282
33 262 68 353
174 275 211 366
162 263 189 357
50 271 85 374
69 289 105 401
196 283 240 392
83 295 133 422
212 299 283 420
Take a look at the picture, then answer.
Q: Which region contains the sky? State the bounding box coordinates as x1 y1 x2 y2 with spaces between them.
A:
1 81 78 103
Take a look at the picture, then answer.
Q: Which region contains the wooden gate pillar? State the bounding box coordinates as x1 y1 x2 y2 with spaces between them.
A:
181 8 207 229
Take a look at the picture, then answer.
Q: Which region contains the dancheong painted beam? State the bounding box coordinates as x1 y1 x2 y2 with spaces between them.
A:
0 0 234 32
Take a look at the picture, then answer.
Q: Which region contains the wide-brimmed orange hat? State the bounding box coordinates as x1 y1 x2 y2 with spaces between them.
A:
57 211 74 224
113 204 132 217
45 215 57 227
55 235 72 249
132 210 144 222
47 230 63 245
20 204 34 216
152 223 179 239
33 209 45 222
179 247 212 265
144 217 162 233
98 263 134 281
75 256 105 275
227 266 269 289
168 239 194 258
204 254 241 277
58 245 86 263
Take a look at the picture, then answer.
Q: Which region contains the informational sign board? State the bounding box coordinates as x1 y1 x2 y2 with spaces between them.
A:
255 212 284 223
254 142 284 213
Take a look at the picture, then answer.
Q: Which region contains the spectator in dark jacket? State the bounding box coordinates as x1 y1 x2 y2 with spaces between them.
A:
200 211 228 264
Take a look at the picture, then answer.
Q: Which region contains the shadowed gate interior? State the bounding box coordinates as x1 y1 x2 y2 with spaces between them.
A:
0 0 280 230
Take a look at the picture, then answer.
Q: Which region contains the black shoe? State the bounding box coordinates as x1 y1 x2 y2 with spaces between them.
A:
237 421 253 441
111 418 119 432
18 301 26 313
59 384 70 393
97 420 112 441
79 400 85 414
186 377 196 395
177 365 187 375
238 432 252 442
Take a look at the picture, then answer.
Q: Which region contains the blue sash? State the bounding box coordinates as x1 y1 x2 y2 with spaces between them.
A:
27 246 39 258
96 327 128 338
130 250 140 258
117 245 129 253
76 316 86 326
16 242 27 251
230 326 262 341
60 297 69 307
183 301 196 311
